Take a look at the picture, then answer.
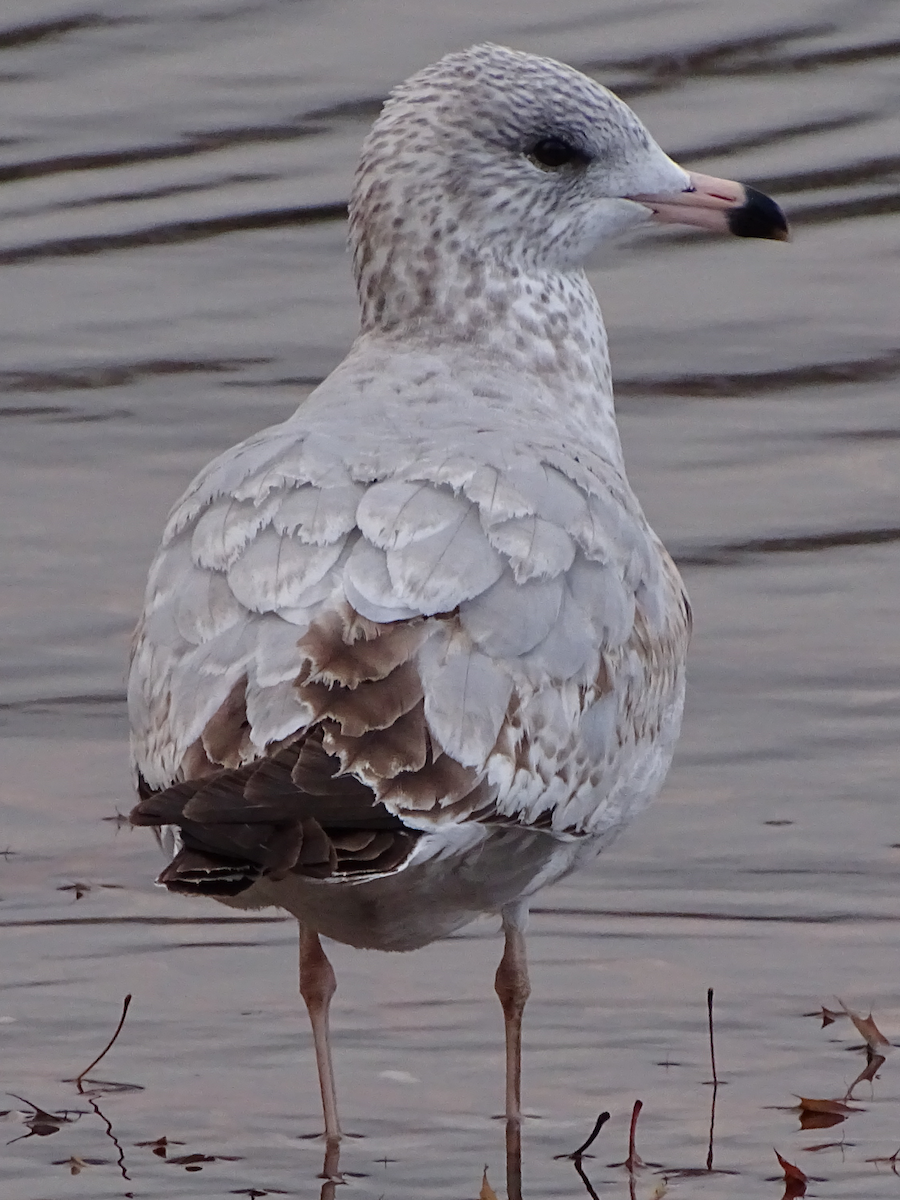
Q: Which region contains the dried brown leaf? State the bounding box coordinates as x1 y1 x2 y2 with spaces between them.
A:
52 1154 106 1174
845 1050 886 1098
6 1094 79 1140
480 1168 499 1200
775 1149 808 1182
799 1110 845 1131
794 1095 860 1131
775 1149 808 1197
136 1134 184 1158
836 1001 892 1052
794 1097 859 1115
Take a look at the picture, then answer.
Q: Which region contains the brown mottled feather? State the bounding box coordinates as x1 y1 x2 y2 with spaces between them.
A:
130 605 508 894
324 698 429 779
200 675 251 767
297 608 429 687
299 658 423 736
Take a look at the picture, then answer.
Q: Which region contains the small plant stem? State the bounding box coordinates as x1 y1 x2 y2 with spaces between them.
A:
707 988 718 1087
625 1099 643 1171
74 995 132 1088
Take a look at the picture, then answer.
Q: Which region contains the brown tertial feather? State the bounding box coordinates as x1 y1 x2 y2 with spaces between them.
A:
200 675 252 766
323 698 429 778
298 659 424 736
297 608 429 687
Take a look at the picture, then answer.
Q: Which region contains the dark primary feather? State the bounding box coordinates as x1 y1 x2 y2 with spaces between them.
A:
131 730 420 896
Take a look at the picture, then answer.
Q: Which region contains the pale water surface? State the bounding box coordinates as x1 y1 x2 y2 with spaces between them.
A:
1 1 899 1197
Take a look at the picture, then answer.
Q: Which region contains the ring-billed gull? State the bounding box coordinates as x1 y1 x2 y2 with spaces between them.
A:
129 43 787 1145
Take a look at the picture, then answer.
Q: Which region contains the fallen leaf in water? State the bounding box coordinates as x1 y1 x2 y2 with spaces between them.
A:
230 1190 291 1198
5 1095 81 1142
795 1097 860 1116
480 1168 499 1200
799 1110 846 1131
837 1001 892 1053
833 1001 892 1099
167 1151 242 1172
845 1050 887 1098
649 1183 668 1198
775 1150 808 1197
803 1006 840 1027
136 1135 184 1158
792 1094 861 1130
53 1154 106 1175
775 1150 808 1181
769 1095 854 1129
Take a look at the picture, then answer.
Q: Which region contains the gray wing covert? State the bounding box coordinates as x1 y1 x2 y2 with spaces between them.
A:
129 429 666 836
129 425 365 790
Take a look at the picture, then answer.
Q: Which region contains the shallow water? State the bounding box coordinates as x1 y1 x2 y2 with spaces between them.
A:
1 1 899 1197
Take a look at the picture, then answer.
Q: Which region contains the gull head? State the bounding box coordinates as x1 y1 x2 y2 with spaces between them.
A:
350 43 788 331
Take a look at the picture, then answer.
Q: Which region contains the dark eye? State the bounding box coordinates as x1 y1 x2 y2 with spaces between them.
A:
529 136 586 169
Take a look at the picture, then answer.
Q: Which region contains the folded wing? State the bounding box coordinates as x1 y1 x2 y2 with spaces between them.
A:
129 423 689 890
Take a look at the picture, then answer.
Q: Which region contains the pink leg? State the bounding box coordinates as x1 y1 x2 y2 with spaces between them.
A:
494 901 531 1123
299 923 341 1143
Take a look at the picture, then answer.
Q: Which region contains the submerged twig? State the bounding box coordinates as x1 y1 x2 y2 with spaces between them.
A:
85 1093 131 1183
74 995 132 1089
573 1155 602 1200
706 1073 719 1171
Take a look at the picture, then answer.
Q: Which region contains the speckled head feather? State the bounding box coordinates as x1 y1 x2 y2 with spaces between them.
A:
349 43 689 333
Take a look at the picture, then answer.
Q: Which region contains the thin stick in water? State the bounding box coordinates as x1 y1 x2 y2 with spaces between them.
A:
573 1111 610 1159
74 995 132 1088
706 987 721 1171
707 988 718 1087
555 1111 611 1160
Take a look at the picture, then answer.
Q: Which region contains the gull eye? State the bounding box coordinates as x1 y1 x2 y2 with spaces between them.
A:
529 136 586 169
